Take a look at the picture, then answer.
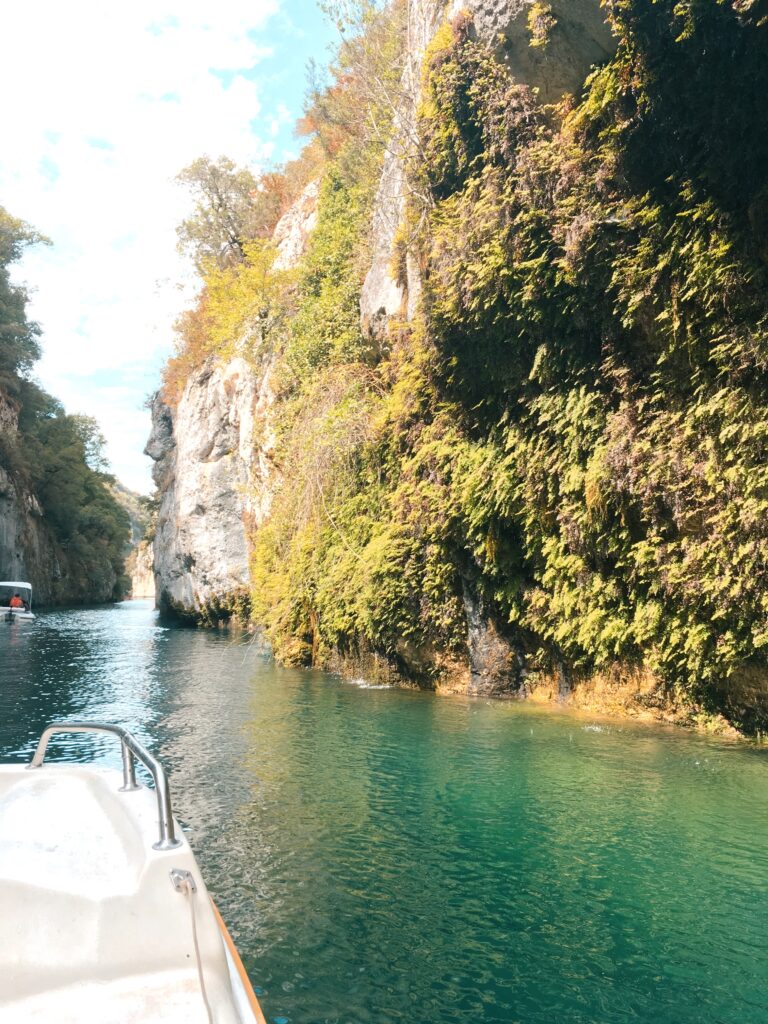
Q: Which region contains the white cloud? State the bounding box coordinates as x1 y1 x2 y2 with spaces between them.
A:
0 0 283 492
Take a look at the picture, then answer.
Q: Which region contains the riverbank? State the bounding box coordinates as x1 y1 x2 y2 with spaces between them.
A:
152 611 763 738
322 646 759 739
510 671 748 740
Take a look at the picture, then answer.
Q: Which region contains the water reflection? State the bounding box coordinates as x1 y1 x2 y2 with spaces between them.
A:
1 602 768 1023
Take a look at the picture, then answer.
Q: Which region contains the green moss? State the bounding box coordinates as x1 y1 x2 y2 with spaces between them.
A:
527 2 556 47
408 4 768 711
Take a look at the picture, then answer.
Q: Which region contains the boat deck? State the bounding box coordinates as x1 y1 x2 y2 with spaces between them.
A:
0 764 247 1023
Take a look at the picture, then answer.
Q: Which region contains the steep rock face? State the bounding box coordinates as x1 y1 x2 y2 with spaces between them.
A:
148 182 317 624
462 584 524 696
360 0 616 330
360 0 444 331
128 540 155 600
357 0 616 693
0 394 37 584
0 465 50 586
147 357 268 622
450 0 615 102
273 180 320 271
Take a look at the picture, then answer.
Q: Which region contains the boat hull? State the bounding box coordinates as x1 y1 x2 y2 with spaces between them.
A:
0 762 263 1023
213 901 268 1024
3 610 35 623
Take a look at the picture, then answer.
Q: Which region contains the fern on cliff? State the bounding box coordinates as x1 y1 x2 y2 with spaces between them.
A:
404 1 768 722
252 0 768 729
157 0 768 727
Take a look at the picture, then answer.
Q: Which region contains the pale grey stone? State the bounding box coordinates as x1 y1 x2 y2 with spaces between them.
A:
273 179 320 272
146 357 270 620
147 181 317 622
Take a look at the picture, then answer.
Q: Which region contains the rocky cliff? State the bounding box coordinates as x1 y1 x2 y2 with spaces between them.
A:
149 0 768 732
150 0 615 644
0 460 56 595
127 540 155 600
359 0 616 695
0 392 120 605
147 182 318 623
146 357 267 622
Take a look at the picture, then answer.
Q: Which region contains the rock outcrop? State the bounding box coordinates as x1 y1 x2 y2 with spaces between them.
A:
450 0 615 101
147 357 268 623
127 540 155 600
357 0 617 692
147 183 318 624
149 0 615 682
0 463 55 591
360 0 444 331
273 180 320 271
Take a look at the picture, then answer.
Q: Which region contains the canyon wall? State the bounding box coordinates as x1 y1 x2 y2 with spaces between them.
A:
149 0 615 652
0 393 120 605
361 0 615 333
146 181 318 623
360 0 616 695
149 0 768 731
127 540 155 600
146 357 267 622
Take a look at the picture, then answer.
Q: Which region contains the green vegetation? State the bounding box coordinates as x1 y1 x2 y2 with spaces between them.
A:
0 209 130 602
164 0 768 727
404 0 768 726
0 210 45 394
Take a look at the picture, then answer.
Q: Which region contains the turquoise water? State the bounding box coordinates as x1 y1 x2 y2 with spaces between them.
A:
1 601 767 1023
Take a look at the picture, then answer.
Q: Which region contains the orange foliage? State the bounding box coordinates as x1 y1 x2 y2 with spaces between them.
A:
161 295 212 405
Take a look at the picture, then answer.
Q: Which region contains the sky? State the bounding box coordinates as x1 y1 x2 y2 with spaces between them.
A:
0 0 338 493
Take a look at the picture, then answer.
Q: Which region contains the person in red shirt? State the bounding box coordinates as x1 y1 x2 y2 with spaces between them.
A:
9 594 24 609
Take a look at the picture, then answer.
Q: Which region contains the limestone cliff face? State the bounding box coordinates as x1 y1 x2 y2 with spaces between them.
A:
128 540 155 600
146 357 268 622
273 180 320 271
360 0 443 332
0 462 55 594
147 185 317 624
0 393 118 605
450 0 615 101
149 0 615 674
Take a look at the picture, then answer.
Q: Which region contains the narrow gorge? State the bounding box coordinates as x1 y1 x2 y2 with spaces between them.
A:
148 0 768 734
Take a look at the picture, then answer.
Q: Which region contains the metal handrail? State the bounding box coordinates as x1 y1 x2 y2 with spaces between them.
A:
27 722 182 850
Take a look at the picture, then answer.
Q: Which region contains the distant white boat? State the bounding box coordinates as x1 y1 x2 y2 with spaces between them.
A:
0 723 266 1023
0 580 35 622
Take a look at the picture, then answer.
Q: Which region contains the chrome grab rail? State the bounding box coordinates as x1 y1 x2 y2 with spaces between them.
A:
27 722 182 850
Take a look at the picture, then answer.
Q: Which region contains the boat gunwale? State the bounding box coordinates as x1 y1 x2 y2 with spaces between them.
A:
211 898 268 1024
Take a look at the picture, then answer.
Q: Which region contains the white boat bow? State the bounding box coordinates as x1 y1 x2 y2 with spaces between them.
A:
0 723 266 1024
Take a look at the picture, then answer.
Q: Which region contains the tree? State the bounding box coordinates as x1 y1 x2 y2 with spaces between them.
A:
0 208 49 389
303 0 408 163
71 414 110 473
176 156 277 273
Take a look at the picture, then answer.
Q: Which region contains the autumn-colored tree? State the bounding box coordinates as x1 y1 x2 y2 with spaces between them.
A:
301 0 407 167
175 156 278 272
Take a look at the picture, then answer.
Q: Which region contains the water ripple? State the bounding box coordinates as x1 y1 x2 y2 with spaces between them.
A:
1 602 768 1023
